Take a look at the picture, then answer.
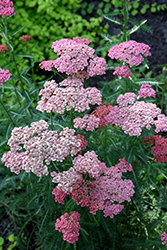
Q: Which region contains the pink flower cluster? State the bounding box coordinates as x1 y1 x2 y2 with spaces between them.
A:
73 151 106 179
55 211 81 244
143 135 167 163
1 121 81 177
0 0 15 18
161 232 167 247
91 103 113 129
76 134 88 154
39 37 107 78
113 65 132 79
108 40 151 68
52 152 135 219
0 45 9 54
138 84 156 98
153 114 167 133
0 68 12 85
105 92 166 136
117 92 137 107
36 79 102 114
73 114 100 131
51 167 81 193
20 35 33 44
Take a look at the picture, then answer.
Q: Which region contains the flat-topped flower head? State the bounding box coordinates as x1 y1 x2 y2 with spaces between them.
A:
39 37 107 77
36 79 102 114
108 40 151 67
138 84 156 98
1 121 81 177
20 35 33 44
73 114 100 131
117 92 137 107
55 211 81 244
0 0 16 18
113 65 132 79
0 68 12 85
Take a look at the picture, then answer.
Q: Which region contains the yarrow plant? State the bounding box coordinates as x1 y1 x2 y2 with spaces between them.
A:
1 0 167 247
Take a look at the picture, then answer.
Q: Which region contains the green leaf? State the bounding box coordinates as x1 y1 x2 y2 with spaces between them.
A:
12 26 25 36
8 234 15 242
103 15 122 25
97 9 103 16
127 19 147 35
131 9 138 16
133 2 139 9
151 7 156 13
17 54 34 58
0 237 4 246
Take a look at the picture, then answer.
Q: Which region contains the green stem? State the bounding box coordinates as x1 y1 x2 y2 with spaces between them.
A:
12 53 25 91
70 109 74 128
123 0 129 41
0 98 16 126
27 43 35 84
50 112 53 130
104 126 108 162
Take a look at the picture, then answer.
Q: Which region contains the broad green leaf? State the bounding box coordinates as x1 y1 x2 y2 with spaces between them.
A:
0 237 4 246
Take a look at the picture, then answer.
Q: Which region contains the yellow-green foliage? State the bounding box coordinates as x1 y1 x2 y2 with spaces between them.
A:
10 0 106 62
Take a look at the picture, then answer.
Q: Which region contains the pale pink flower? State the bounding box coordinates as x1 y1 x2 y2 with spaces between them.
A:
138 84 156 98
0 0 15 18
120 101 161 136
51 38 95 75
51 167 81 193
1 121 81 177
87 57 107 77
36 80 102 114
59 77 83 88
113 65 132 79
154 114 167 133
108 40 151 67
117 92 137 107
55 211 81 244
73 151 107 179
40 37 107 77
0 45 9 54
161 232 167 247
105 105 124 127
73 114 100 131
0 68 12 85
